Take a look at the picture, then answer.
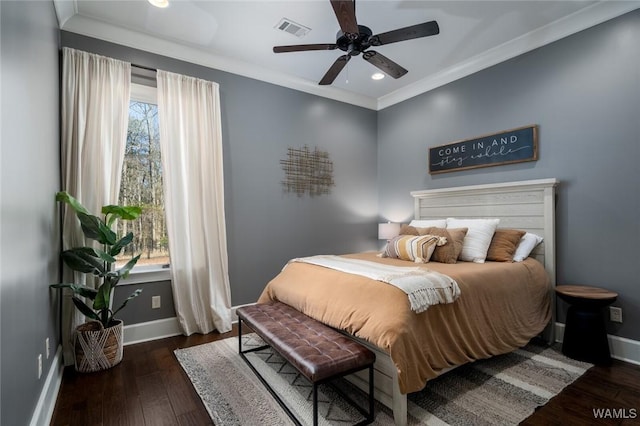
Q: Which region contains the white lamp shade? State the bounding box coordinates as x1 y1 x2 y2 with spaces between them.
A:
378 222 400 240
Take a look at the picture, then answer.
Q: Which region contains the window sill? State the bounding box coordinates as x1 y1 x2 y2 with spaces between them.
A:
119 265 171 285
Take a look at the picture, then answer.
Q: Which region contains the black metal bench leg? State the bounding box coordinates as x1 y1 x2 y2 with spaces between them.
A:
238 318 243 354
368 365 375 423
367 365 375 423
313 383 319 426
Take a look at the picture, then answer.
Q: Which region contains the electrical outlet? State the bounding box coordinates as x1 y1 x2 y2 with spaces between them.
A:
37 354 43 379
152 295 161 309
45 338 50 359
609 306 623 323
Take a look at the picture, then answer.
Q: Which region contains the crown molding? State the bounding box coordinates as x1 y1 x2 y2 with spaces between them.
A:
55 1 639 111
377 1 640 110
57 14 378 110
52 0 76 29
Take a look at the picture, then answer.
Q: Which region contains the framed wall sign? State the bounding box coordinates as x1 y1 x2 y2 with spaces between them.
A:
429 125 538 174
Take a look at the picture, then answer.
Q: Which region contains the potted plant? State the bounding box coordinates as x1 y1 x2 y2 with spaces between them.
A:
51 191 143 372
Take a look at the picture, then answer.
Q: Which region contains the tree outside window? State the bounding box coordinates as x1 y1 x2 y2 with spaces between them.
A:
116 99 169 267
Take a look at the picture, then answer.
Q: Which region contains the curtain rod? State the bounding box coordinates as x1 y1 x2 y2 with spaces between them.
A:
132 63 157 73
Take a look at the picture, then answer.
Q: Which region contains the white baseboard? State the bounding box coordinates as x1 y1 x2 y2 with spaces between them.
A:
123 317 183 346
122 303 257 346
555 323 640 366
30 345 64 426
231 302 256 321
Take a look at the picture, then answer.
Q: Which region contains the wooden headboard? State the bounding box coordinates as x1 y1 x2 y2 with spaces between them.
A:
411 178 559 342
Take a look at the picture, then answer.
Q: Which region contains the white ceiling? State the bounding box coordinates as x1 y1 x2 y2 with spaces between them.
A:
54 0 639 110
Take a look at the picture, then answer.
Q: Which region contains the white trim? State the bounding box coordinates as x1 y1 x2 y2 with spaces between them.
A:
123 317 182 345
122 302 258 345
231 302 256 321
555 323 640 366
57 14 377 110
54 2 639 110
52 0 76 29
29 345 64 426
119 266 171 285
410 178 559 197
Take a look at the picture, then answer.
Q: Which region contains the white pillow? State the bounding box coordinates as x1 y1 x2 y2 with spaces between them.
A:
513 233 544 262
446 218 500 263
409 219 447 228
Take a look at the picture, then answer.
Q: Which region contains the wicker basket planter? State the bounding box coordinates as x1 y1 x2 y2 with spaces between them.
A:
73 320 124 373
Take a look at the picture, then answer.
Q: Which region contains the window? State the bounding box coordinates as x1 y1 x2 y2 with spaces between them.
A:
115 84 169 269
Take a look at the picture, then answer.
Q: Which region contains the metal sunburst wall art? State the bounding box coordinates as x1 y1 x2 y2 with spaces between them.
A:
280 146 335 197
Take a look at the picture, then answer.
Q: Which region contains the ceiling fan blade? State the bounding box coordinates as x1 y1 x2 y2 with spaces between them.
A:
370 21 439 46
319 55 351 85
362 50 408 79
330 0 359 38
273 44 337 53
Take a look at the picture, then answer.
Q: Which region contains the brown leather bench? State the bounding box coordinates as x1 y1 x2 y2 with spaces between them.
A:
237 302 375 425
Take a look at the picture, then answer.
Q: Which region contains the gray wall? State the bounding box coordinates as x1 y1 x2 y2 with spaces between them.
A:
62 12 640 342
0 6 634 425
112 281 176 324
0 1 61 425
378 10 640 340
61 32 379 317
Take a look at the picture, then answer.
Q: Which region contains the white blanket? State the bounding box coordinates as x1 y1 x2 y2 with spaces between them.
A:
289 255 460 313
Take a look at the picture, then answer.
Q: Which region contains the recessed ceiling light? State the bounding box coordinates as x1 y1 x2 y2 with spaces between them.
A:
371 73 385 80
148 0 169 8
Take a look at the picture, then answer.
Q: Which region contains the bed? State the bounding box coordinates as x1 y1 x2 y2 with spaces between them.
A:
258 178 558 425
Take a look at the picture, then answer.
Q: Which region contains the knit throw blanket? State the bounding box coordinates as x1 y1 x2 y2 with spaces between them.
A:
289 255 460 313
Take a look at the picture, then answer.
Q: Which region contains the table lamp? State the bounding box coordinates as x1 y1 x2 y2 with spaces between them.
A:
378 222 400 241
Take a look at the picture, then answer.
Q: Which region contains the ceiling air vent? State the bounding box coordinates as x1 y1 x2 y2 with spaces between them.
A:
275 18 310 38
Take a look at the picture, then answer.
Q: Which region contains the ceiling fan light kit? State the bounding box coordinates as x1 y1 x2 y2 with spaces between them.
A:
147 0 169 9
273 0 439 86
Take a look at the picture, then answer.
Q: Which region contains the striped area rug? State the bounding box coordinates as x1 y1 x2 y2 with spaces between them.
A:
175 334 592 425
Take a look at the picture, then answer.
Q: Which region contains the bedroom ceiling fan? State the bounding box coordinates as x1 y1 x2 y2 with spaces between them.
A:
273 0 440 86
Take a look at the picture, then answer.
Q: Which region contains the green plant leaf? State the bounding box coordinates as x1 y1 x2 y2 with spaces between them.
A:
72 296 100 322
77 212 117 245
102 205 143 227
93 281 112 311
62 248 105 275
56 191 90 215
116 254 140 279
109 232 134 257
105 271 119 281
76 212 101 240
94 248 116 264
56 191 143 326
50 283 98 300
110 288 142 319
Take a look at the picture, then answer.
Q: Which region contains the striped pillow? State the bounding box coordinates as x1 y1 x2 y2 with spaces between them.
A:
382 234 445 263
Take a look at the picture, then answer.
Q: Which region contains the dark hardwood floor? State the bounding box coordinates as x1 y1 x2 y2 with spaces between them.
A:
51 326 640 425
51 325 241 426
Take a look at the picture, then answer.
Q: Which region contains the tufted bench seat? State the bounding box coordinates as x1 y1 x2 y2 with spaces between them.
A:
237 302 375 425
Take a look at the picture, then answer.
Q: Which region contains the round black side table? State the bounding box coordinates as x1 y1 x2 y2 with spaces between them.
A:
556 285 618 365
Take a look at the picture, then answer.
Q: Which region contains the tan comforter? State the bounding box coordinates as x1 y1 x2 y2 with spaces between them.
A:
257 252 551 394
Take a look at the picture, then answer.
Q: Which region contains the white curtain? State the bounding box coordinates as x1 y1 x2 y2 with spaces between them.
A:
60 47 131 364
156 70 232 335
